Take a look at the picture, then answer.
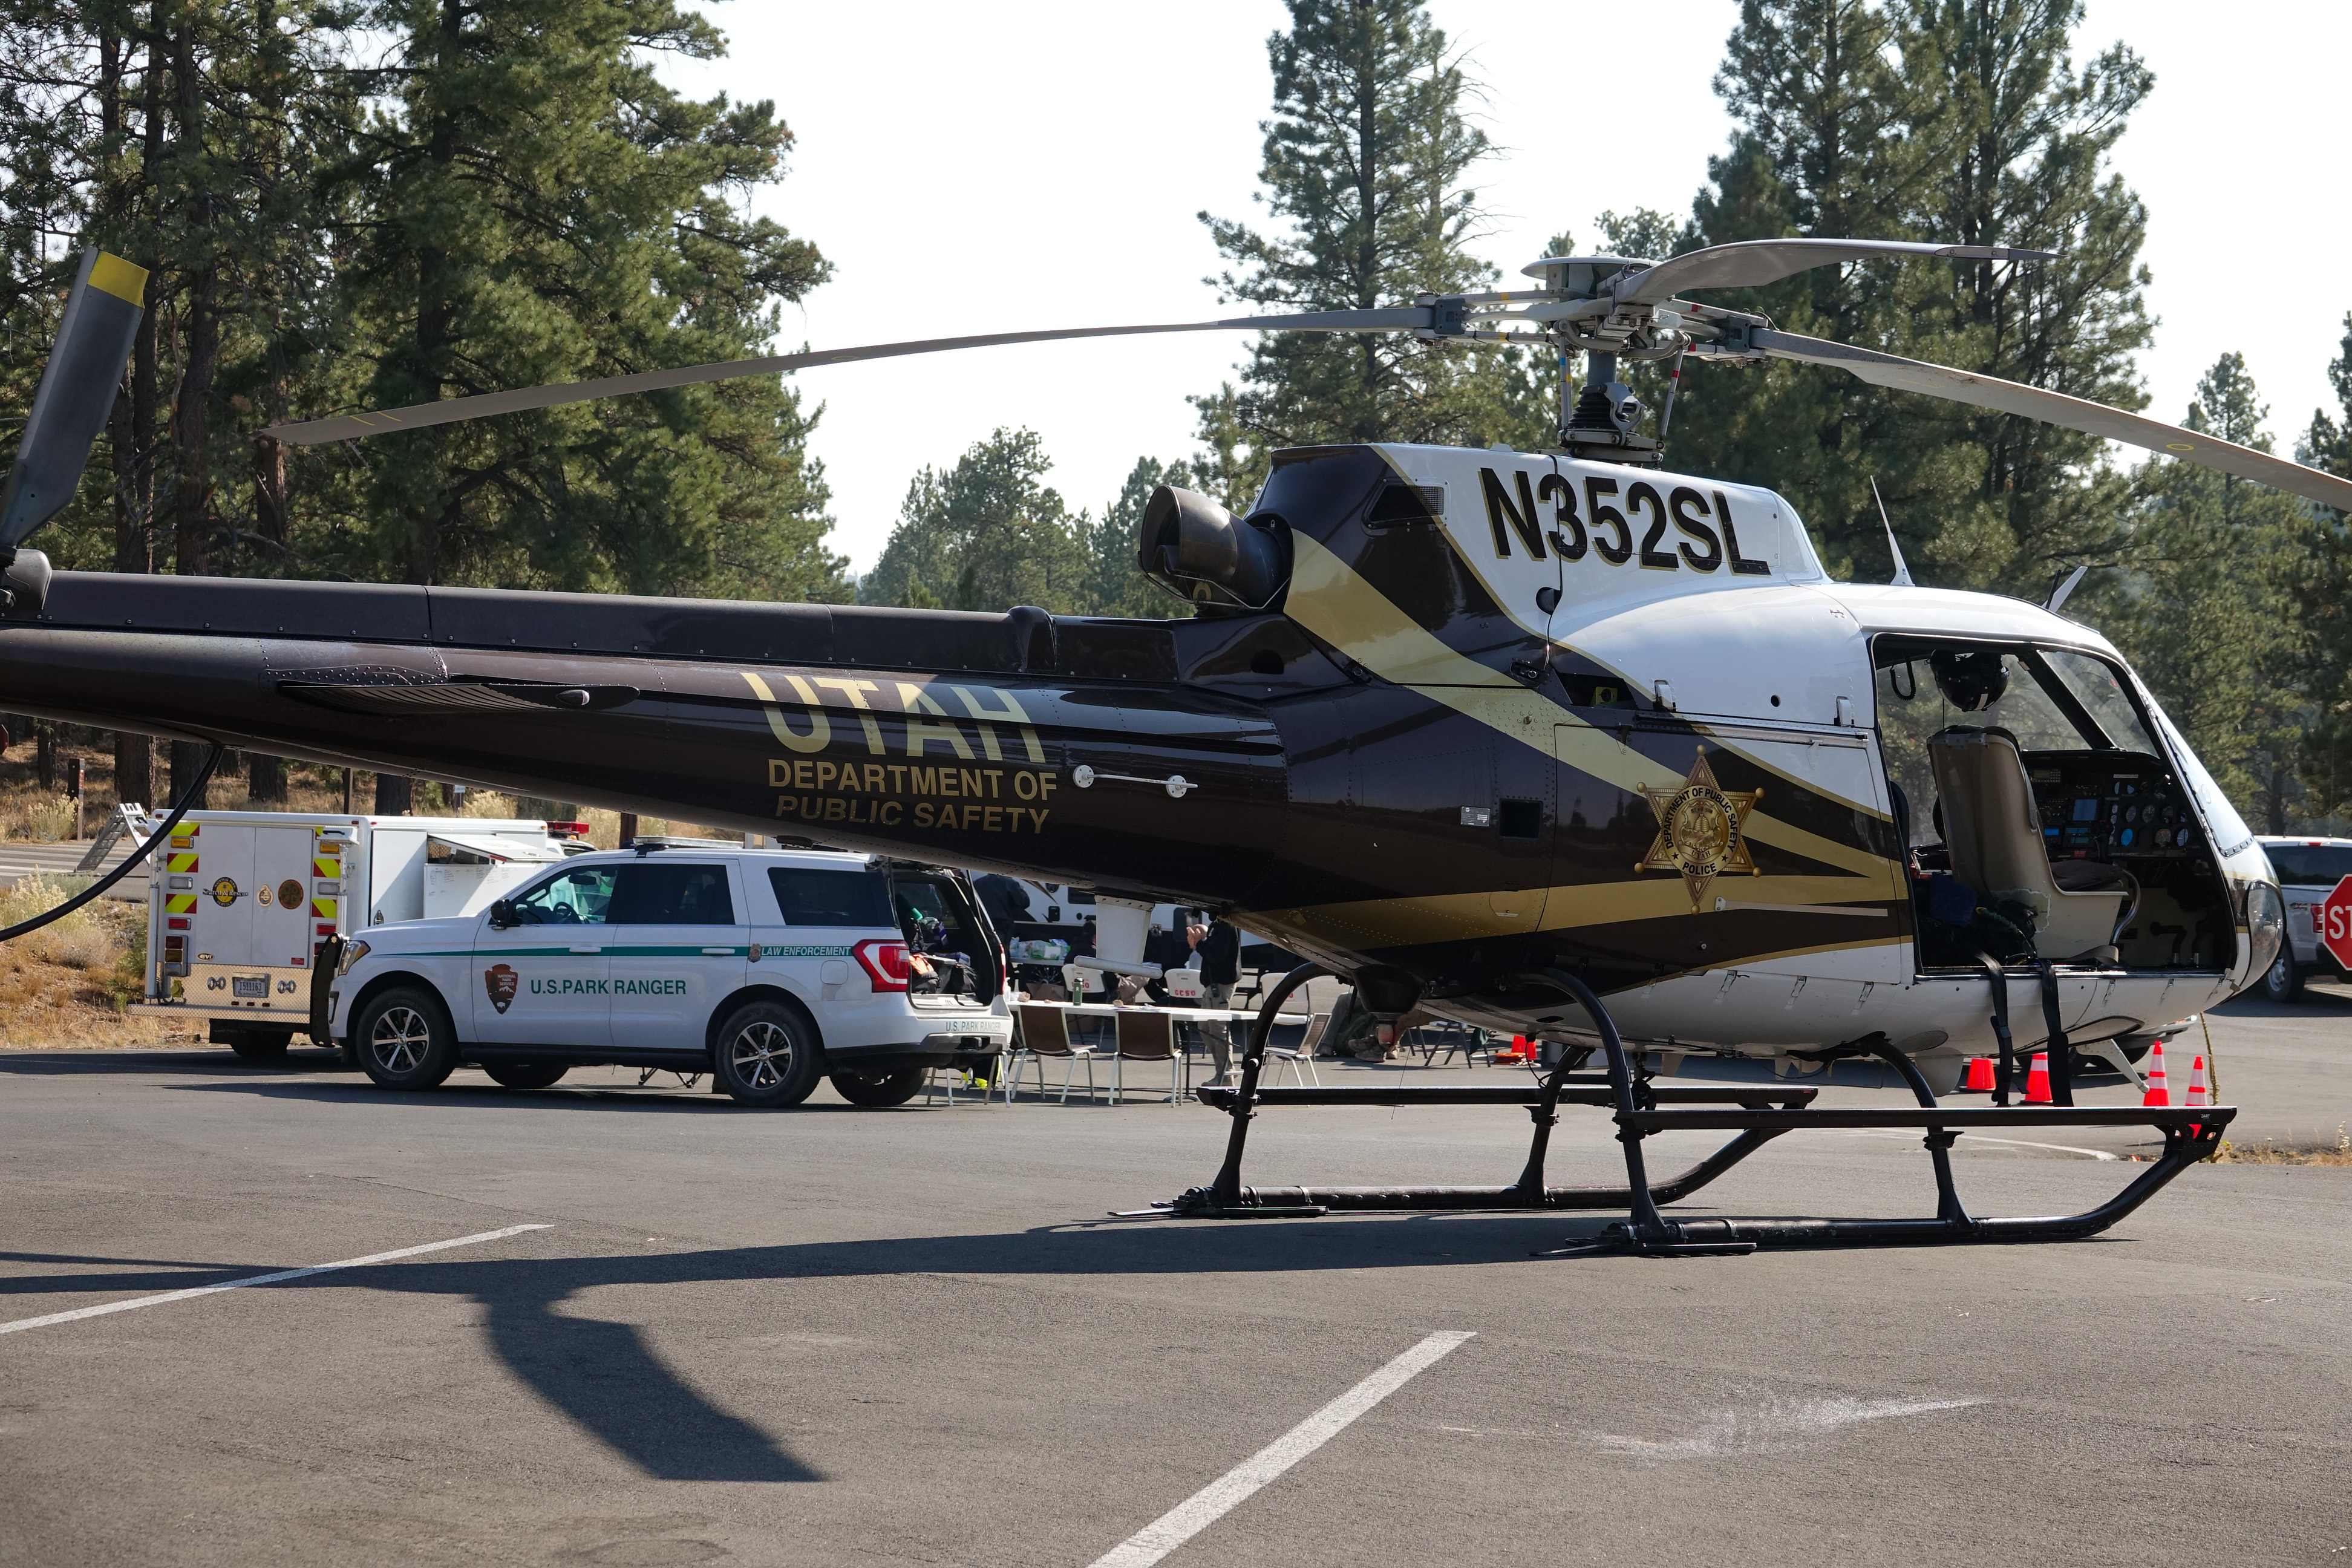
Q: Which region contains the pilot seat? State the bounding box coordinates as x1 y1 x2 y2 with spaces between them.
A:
1927 725 2137 962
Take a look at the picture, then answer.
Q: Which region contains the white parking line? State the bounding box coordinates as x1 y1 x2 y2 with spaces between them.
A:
0 1223 551 1337
1087 1330 1474 1568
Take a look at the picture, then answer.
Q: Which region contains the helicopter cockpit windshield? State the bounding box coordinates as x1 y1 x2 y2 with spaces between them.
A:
1873 636 2239 974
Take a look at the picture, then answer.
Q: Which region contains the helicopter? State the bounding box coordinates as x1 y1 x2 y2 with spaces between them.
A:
2 235 2331 1253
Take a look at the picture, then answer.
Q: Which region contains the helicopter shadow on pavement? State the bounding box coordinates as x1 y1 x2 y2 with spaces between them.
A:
5 1216 1575 1483
1 1050 1581 1481
358 1214 1575 1484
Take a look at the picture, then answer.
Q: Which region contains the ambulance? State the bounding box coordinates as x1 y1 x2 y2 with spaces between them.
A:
130 810 583 1057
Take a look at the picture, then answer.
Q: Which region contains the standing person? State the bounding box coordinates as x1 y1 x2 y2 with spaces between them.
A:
972 872 1032 939
1187 918 1243 1083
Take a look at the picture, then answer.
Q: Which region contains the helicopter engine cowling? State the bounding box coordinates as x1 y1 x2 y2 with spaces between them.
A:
0 547 52 619
1138 485 1290 613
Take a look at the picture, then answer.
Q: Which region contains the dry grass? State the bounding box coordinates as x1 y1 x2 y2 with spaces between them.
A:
577 806 731 849
1 793 79 842
2210 1126 2352 1166
460 789 521 819
0 874 189 1048
220 780 354 815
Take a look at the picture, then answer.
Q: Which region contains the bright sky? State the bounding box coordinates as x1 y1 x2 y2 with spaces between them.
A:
664 2 2352 574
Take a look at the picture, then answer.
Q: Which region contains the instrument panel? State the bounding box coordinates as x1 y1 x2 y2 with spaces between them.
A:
2022 750 2200 862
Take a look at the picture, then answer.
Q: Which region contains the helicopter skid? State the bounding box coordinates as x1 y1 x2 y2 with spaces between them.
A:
1150 964 2235 1250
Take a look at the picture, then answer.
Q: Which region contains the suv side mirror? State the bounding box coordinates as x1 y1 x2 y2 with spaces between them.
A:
488 899 516 930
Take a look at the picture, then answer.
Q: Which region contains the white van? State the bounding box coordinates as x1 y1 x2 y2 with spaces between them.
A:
130 809 580 1056
328 843 1013 1106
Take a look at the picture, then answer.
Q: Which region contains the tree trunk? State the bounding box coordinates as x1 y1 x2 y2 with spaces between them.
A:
116 734 154 810
36 722 57 791
170 19 217 580
169 739 211 810
130 24 166 573
99 18 153 579
253 436 289 545
251 0 292 549
248 754 287 803
2269 763 2287 836
374 773 414 815
398 0 469 588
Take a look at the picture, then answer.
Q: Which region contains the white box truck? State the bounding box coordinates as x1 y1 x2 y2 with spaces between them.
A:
129 811 580 1057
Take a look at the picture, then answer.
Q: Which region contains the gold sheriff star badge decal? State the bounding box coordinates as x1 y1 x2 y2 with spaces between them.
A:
1636 746 1765 912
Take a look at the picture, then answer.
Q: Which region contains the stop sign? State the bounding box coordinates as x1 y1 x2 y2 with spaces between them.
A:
2322 877 2352 970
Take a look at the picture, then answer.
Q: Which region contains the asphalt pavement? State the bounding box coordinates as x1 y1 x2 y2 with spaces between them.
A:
0 837 148 898
0 985 2345 1566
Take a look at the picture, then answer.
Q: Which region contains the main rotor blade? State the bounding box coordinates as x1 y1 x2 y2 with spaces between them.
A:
1 249 148 547
1753 328 2352 513
259 308 1434 446
1614 238 2057 307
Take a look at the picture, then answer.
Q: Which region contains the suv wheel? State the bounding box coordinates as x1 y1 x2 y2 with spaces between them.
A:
714 1001 823 1107
354 987 459 1091
829 1067 925 1107
2262 955 2304 1004
484 1062 569 1090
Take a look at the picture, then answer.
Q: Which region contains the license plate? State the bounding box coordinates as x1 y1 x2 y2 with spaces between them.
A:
232 976 269 999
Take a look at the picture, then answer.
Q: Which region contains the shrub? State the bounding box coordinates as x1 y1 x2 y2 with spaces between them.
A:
18 795 76 842
0 872 97 936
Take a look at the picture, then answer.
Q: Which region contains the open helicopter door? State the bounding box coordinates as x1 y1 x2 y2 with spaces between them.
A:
1866 630 2272 1094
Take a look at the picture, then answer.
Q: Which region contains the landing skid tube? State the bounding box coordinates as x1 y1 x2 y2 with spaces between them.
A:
1140 964 2234 1252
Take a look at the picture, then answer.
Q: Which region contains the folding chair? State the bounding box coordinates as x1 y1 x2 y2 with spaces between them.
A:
1111 1009 1183 1105
1261 1010 1328 1086
1432 1021 1488 1068
923 1059 1008 1106
1010 1004 1101 1105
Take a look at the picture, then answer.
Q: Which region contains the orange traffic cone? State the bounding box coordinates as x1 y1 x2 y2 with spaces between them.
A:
2185 1053 2210 1108
2140 1039 2171 1107
1961 1057 1996 1093
1500 1034 1530 1062
2023 1051 2053 1104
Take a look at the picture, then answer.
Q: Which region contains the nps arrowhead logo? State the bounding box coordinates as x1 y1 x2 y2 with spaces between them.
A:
484 964 519 1015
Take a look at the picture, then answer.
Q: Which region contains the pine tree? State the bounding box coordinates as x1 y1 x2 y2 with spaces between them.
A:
325 0 844 601
2293 316 2352 820
2099 356 2308 825
1666 0 2152 593
860 430 1088 613
1082 457 1195 618
1192 0 1549 507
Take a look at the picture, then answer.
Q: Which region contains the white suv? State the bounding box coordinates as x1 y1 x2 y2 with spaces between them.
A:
330 844 1012 1105
2255 835 2352 1003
